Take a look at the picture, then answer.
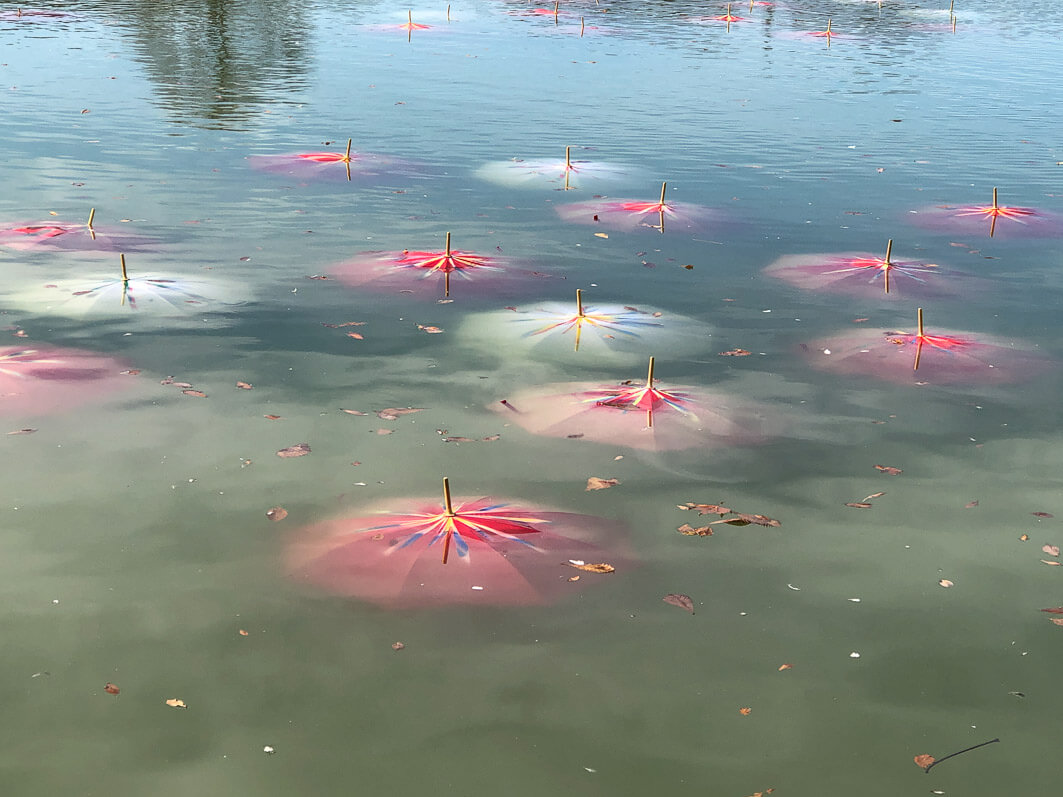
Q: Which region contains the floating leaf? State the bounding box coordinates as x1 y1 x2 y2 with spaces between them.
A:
714 512 781 528
165 698 187 709
1041 559 1062 566
566 561 615 574
340 408 368 416
264 414 282 421
346 332 364 340
1042 544 1060 557
1020 534 1030 541
7 428 37 435
392 642 405 651
376 407 426 420
939 579 954 588
182 389 207 398
778 663 793 671
238 629 249 636
1051 618 1063 627
719 348 752 357
593 232 609 238
845 502 872 509
677 523 713 537
235 381 253 390
874 465 903 475
1039 608 1063 614
586 477 620 491
663 593 695 614
266 507 288 522
679 502 731 516
417 325 444 334
914 754 936 770
965 500 979 508
739 707 752 716
104 683 120 695
1032 512 1055 518
276 443 311 458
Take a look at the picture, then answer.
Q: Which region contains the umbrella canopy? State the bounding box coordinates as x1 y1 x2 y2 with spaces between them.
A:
555 181 720 234
0 209 154 254
802 308 1050 385
763 240 966 298
458 289 711 365
0 344 134 417
908 187 1063 239
492 357 775 451
249 138 403 182
286 478 628 608
8 254 242 317
0 8 81 21
475 145 631 190
331 232 553 299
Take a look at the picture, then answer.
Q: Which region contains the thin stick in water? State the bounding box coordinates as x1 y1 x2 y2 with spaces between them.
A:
441 476 454 564
883 238 893 294
923 738 999 773
913 307 924 371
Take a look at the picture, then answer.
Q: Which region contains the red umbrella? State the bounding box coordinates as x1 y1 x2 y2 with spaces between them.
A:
286 478 627 608
555 181 719 234
0 209 153 253
0 344 134 417
248 138 402 182
331 232 551 299
493 357 775 451
763 240 965 298
908 187 1063 239
802 308 1050 385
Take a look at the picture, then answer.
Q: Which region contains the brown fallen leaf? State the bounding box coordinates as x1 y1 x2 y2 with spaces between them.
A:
679 502 731 516
340 408 368 416
845 502 873 509
712 513 780 528
677 523 714 536
264 414 282 420
719 348 752 357
1051 618 1063 627
939 579 954 588
392 642 405 651
1032 511 1055 518
864 492 886 500
1039 607 1063 614
965 500 979 508
276 443 311 458
120 369 140 375
913 754 936 770
165 698 187 708
593 232 609 238
481 434 501 442
376 407 426 420
586 477 620 491
874 465 903 475
417 325 444 334
1041 559 1062 566
321 321 366 328
566 561 615 574
7 428 37 435
442 436 476 443
266 507 288 522
663 593 695 614
346 332 365 340
104 683 120 695
238 629 249 636
235 381 253 390
739 707 752 716
1042 544 1060 557
375 428 395 435
1020 534 1030 541
182 389 207 398
777 663 793 671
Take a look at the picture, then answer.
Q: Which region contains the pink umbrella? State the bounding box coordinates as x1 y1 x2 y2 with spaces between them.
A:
0 8 81 21
908 187 1063 239
492 357 774 451
555 181 720 234
763 240 966 298
286 478 628 608
0 209 154 253
331 232 553 299
802 308 1050 385
248 138 402 182
0 344 134 417
691 4 748 28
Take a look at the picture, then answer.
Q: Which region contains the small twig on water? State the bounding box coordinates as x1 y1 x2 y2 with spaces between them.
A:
923 738 1000 773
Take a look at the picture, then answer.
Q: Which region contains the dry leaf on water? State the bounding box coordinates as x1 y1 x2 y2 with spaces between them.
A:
874 465 903 475
913 754 936 770
1050 618 1063 627
939 579 954 588
182 389 207 398
392 642 405 651
678 502 731 516
739 707 752 716
7 428 36 435
677 523 713 536
566 561 615 574
165 698 187 708
1039 607 1063 614
264 414 282 420
235 381 253 390
746 791 774 797
417 325 444 334
718 348 752 357
778 663 793 671
104 683 120 695
238 629 249 636
376 407 425 420
586 477 620 491
845 502 873 509
1043 544 1060 557
965 500 979 508
1032 511 1055 518
340 408 368 416
276 443 310 458
266 507 288 522
1041 559 1062 566
663 593 695 614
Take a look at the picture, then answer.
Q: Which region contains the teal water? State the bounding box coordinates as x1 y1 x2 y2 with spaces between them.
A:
2 2 1063 794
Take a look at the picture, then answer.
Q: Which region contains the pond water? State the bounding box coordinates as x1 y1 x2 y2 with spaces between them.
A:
2 1 1062 794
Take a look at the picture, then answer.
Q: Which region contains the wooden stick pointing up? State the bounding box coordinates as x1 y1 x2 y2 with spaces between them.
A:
444 232 452 297
441 477 455 564
989 186 999 238
883 238 893 294
913 307 925 371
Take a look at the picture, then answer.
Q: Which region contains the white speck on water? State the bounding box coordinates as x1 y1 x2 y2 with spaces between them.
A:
850 651 861 658
471 586 484 591
823 348 832 355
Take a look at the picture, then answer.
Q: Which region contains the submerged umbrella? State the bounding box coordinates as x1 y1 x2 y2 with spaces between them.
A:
0 344 133 417
555 181 719 234
458 290 711 364
476 145 630 190
0 209 153 253
286 477 627 607
249 138 402 182
493 357 774 451
763 240 964 298
802 308 1050 385
908 187 1063 238
331 232 549 299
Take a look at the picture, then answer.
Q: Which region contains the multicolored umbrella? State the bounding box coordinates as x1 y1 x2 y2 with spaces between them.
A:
763 240 964 298
802 308 1050 385
475 145 630 191
555 182 719 234
0 345 134 417
458 290 711 364
248 138 400 182
332 232 554 299
0 209 153 254
908 188 1063 239
493 357 774 451
286 478 627 608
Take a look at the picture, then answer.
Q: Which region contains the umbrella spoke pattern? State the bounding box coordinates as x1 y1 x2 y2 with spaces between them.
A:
521 289 663 351
475 145 631 190
908 187 1063 238
556 181 719 234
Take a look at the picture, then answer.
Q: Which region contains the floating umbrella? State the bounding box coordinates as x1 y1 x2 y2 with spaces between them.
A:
0 209 154 254
0 345 134 417
0 8 81 21
459 289 710 364
475 145 630 191
555 182 719 234
331 232 552 299
691 4 747 29
10 254 240 317
286 478 627 608
493 357 774 451
802 308 1049 385
908 187 1063 239
248 138 402 182
763 240 965 298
